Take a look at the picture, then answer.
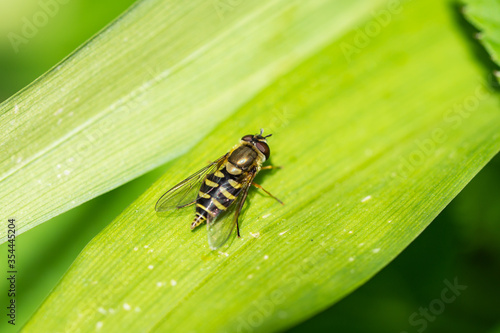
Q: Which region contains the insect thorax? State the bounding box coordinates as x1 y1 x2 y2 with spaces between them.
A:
228 145 260 171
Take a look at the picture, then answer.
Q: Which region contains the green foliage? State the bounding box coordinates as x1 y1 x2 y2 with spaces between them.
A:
1 0 387 242
463 0 500 67
15 0 500 332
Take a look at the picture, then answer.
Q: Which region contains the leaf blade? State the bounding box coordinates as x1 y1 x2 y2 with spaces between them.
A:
0 0 385 242
463 0 500 67
22 0 500 332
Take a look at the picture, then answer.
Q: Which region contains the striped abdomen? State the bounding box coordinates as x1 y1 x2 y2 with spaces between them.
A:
191 165 243 228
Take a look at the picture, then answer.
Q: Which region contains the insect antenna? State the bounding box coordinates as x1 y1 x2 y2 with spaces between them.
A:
259 128 273 138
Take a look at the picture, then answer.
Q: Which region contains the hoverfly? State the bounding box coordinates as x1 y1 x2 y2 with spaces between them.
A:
155 129 283 250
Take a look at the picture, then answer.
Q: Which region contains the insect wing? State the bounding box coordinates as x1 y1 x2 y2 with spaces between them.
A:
155 155 227 212
207 173 254 250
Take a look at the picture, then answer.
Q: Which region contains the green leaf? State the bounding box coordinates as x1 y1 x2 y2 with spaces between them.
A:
0 0 382 242
462 0 500 68
22 0 500 331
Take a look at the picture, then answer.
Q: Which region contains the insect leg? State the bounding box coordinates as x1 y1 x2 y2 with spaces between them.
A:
251 182 284 205
234 184 251 238
231 171 257 238
260 165 281 170
177 200 197 209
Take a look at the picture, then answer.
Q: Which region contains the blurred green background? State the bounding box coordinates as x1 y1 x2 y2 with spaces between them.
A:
0 0 499 332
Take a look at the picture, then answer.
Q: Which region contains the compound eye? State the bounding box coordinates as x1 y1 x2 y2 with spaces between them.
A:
255 141 270 160
242 135 253 142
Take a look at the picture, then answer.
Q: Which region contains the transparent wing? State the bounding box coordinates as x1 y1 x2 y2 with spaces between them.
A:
155 154 227 212
207 172 255 250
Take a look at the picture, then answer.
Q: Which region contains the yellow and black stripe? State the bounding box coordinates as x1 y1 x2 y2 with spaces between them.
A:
190 164 243 229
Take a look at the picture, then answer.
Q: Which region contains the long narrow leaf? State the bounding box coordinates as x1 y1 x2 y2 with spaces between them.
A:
22 0 500 331
0 0 383 242
463 0 500 67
